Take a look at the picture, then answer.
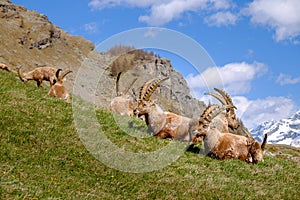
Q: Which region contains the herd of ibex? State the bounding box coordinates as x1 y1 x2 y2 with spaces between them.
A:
16 66 72 102
109 70 267 164
1 60 267 163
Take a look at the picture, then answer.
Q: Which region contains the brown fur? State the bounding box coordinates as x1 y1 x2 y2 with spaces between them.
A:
18 66 59 87
109 72 137 116
48 69 72 102
196 105 267 163
0 63 10 71
134 78 198 142
110 96 134 116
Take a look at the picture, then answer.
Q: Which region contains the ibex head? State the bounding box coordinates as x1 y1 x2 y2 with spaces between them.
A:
196 104 234 136
134 77 169 116
54 69 72 84
243 128 268 163
205 88 239 129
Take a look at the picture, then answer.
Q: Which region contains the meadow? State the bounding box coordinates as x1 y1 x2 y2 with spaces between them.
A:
0 70 299 199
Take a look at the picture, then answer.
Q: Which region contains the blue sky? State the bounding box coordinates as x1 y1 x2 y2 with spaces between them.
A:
12 0 300 128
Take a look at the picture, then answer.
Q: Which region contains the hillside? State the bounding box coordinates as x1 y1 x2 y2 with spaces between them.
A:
0 0 205 118
1 1 300 198
0 0 94 71
1 63 300 199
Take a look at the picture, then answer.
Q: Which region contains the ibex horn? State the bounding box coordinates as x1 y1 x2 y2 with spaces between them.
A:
123 78 137 95
139 78 156 101
58 70 72 81
200 104 234 124
17 66 25 81
143 77 169 101
116 72 122 96
214 88 237 109
261 134 268 150
205 92 227 105
242 127 254 140
139 77 169 101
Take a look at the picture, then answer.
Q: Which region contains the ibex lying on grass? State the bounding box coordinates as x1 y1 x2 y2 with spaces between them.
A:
109 72 137 116
0 63 10 71
18 66 59 87
134 77 199 142
48 69 72 102
195 104 267 163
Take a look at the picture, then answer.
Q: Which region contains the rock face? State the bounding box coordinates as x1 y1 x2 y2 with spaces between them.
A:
0 0 95 72
75 54 206 119
0 0 206 119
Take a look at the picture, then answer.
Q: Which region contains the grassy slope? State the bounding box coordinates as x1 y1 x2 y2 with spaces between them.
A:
0 70 299 200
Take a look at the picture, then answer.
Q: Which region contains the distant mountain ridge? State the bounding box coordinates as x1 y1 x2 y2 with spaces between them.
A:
250 110 300 148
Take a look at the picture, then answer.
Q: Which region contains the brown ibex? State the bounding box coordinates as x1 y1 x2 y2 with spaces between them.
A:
0 63 10 71
134 77 199 142
48 69 72 102
195 104 267 163
109 72 137 116
17 66 59 87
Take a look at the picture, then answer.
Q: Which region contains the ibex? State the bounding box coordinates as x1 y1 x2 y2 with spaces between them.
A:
109 72 137 116
0 63 10 71
48 69 72 102
134 77 199 142
205 88 249 136
18 66 59 87
195 104 267 163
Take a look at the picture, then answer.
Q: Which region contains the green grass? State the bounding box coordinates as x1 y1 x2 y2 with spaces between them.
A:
1 70 300 199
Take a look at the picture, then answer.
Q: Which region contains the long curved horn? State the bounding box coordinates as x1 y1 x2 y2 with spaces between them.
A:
123 78 137 95
242 127 254 139
17 66 26 81
139 78 156 101
205 92 227 105
58 70 72 81
200 104 233 124
56 69 63 78
214 88 237 109
116 72 122 96
142 77 169 101
261 134 267 150
139 77 169 101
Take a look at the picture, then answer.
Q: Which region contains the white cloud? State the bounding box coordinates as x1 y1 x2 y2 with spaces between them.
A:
204 11 238 27
83 22 99 33
246 0 300 41
276 73 300 85
233 96 296 128
89 0 236 26
138 1 208 26
200 95 296 128
186 61 268 96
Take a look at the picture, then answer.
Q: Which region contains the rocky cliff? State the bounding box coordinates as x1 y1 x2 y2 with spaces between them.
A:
0 0 206 118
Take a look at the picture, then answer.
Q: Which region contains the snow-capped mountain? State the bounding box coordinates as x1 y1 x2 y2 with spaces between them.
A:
250 110 300 148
